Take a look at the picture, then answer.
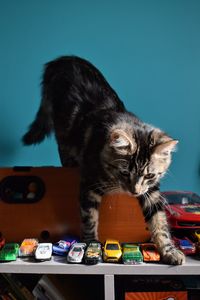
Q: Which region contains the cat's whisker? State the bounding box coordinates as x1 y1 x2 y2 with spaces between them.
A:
83 182 120 196
143 192 153 217
103 186 121 195
160 194 170 210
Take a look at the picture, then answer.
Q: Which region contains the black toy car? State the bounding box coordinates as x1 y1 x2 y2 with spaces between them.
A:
84 241 102 265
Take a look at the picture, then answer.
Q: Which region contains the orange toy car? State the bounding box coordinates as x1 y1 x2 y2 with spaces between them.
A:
19 238 38 257
140 243 160 262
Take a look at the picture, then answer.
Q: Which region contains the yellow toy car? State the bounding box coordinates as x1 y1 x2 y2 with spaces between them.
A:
103 239 122 263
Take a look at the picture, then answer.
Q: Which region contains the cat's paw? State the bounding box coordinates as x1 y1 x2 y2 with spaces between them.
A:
161 248 185 265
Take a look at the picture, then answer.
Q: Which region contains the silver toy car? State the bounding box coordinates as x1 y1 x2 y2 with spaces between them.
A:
67 243 86 263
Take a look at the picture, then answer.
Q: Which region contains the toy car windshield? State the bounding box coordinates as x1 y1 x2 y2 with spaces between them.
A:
180 240 191 246
124 247 134 252
89 242 101 248
145 246 156 251
58 240 70 248
39 245 51 253
106 244 120 250
73 246 82 252
165 192 200 205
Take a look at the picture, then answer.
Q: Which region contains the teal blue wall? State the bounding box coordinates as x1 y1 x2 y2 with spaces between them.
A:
0 1 200 193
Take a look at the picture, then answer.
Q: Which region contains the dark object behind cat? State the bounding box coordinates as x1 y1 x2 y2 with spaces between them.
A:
23 56 185 265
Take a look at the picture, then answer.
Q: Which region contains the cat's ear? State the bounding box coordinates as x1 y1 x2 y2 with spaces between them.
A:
110 129 136 154
153 140 178 156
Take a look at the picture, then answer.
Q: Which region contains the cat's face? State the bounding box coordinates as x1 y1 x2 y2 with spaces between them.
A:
103 126 178 197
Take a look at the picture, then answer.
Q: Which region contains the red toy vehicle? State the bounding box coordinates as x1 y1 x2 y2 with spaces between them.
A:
162 191 200 229
0 236 5 249
172 236 196 255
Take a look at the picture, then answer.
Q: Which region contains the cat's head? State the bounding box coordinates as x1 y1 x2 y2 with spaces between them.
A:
103 120 178 197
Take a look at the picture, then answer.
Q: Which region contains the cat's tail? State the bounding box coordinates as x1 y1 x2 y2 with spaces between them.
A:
22 94 53 145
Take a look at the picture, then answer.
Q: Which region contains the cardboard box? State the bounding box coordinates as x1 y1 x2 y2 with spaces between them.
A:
0 167 150 243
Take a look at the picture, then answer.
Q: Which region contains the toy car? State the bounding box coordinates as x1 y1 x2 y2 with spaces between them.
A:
19 238 38 257
140 243 160 262
103 239 122 263
0 236 5 249
193 229 200 242
35 243 53 261
190 230 200 256
0 243 19 261
84 241 102 265
194 243 200 258
52 237 78 256
172 236 196 255
162 191 200 229
122 243 143 264
67 243 86 263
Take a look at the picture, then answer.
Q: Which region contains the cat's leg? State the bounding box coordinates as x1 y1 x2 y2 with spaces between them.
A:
58 143 79 167
79 190 102 242
139 190 185 265
53 104 81 167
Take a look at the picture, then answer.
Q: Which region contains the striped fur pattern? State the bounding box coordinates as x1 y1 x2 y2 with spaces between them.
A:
22 56 185 265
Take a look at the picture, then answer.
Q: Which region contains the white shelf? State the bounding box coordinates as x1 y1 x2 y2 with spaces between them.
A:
0 256 200 275
1 257 200 300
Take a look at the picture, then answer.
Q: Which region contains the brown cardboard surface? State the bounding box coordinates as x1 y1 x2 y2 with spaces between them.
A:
99 193 150 243
0 167 81 242
0 167 150 243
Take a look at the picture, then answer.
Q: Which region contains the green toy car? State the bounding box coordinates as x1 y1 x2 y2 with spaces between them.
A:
0 243 19 261
122 244 143 264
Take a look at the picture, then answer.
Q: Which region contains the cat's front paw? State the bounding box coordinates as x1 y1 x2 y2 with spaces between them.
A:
161 247 185 265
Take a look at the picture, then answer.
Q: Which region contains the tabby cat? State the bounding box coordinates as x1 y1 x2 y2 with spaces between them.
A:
23 56 185 265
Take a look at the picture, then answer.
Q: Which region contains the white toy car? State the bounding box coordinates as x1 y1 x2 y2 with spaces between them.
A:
67 243 86 263
35 243 52 261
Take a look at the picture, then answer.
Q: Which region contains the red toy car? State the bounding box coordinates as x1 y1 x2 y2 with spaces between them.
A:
0 236 5 249
162 191 200 229
172 236 196 255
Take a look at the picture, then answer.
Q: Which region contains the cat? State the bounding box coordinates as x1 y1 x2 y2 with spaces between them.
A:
22 55 185 265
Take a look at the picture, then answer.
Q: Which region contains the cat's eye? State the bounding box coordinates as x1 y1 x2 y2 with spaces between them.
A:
144 173 155 179
120 170 130 177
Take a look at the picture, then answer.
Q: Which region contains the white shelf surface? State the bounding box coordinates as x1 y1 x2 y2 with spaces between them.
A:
0 256 200 275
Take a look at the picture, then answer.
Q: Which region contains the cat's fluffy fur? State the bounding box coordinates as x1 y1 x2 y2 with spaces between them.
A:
23 56 185 265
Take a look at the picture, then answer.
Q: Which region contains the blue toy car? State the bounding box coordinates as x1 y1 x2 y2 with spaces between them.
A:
52 237 78 256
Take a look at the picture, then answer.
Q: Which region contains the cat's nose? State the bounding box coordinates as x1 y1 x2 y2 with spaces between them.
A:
134 183 143 195
130 185 138 196
132 183 144 197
